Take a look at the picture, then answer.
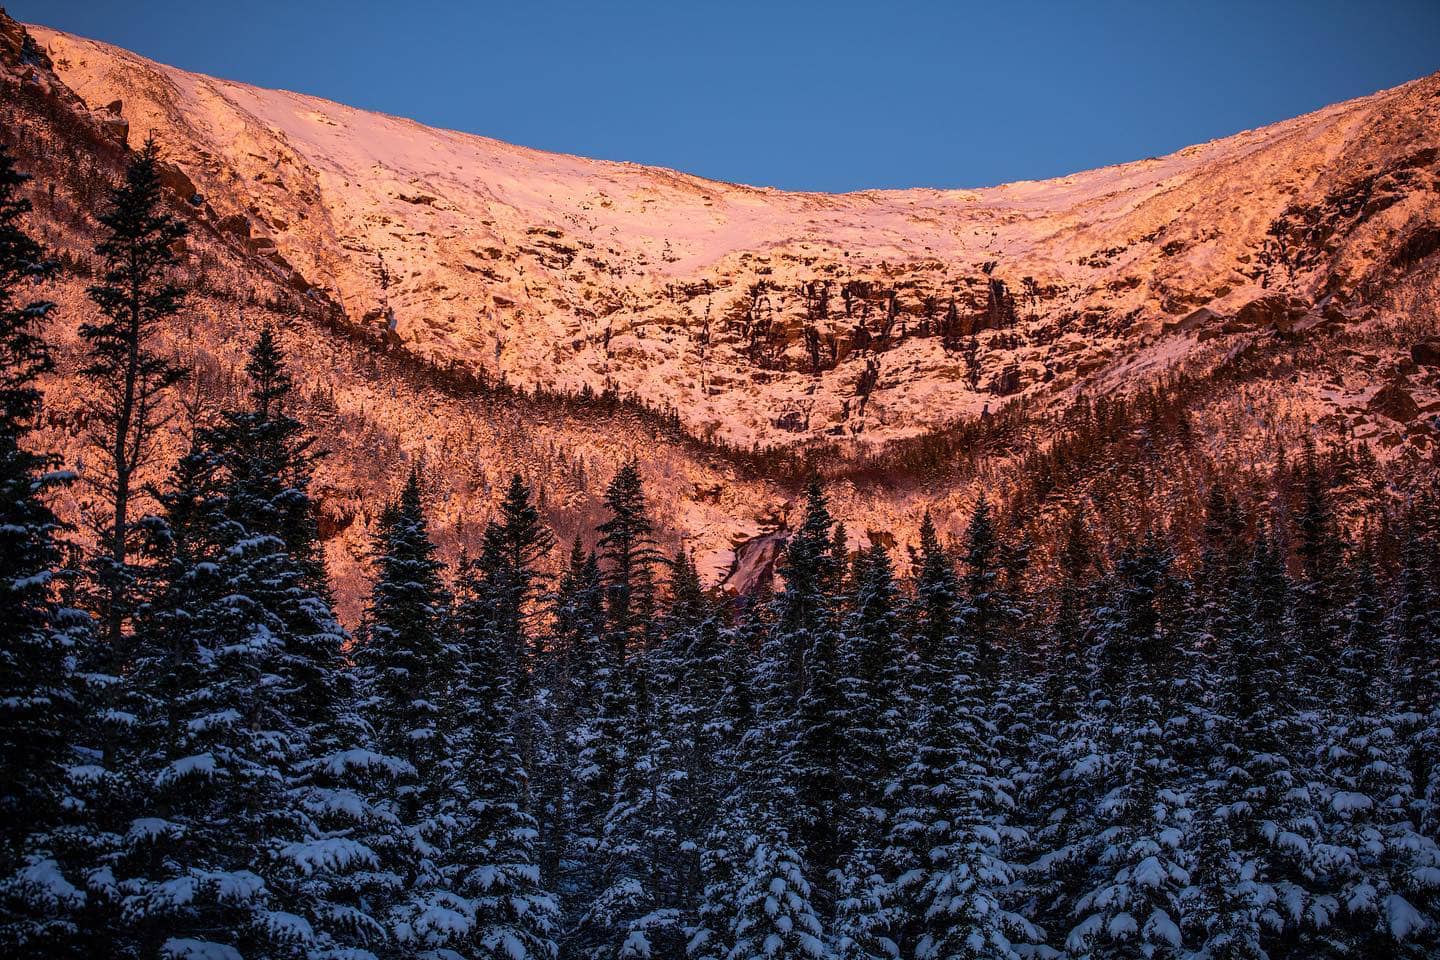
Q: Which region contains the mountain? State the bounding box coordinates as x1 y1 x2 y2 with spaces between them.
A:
4 13 1439 617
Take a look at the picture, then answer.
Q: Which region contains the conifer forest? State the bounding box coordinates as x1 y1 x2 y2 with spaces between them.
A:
4 81 1440 960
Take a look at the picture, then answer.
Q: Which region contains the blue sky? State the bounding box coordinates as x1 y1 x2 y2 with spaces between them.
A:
15 1 1440 192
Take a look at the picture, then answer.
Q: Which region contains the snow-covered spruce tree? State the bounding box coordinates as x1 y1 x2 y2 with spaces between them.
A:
1185 525 1315 959
958 500 1035 913
768 480 845 880
111 330 357 958
885 521 1035 960
696 615 831 960
212 327 390 957
567 466 671 958
690 500 838 960
553 535 615 947
719 808 831 960
464 473 560 952
0 144 91 952
840 542 908 803
905 512 958 700
207 324 342 725
775 481 842 696
1389 496 1440 849
598 463 663 658
832 542 908 960
566 620 626 958
958 497 1010 683
788 613 848 919
1064 535 1193 959
687 595 761 960
572 563 701 959
113 439 293 957
553 535 608 720
416 510 558 960
539 535 603 882
351 468 460 950
1022 504 1100 933
481 473 556 698
1193 486 1249 653
658 549 728 921
1391 496 1439 716
1288 437 1345 706
884 515 961 959
662 546 730 762
578 645 693 960
1305 554 1438 957
80 137 189 652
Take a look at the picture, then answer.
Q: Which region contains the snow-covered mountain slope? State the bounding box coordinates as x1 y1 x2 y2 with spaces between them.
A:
6 14 1440 617
31 24 1440 450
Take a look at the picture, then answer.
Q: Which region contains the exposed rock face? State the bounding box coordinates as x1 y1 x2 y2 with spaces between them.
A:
1413 339 1440 367
1164 306 1225 335
156 161 198 202
1370 382 1421 423
1235 294 1311 331
27 21 1440 451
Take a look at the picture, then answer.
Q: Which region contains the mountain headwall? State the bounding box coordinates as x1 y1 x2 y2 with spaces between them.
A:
31 24 1440 451
5 13 1439 616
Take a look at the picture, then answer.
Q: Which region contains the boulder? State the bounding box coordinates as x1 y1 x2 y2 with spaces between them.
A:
98 115 129 148
1162 306 1224 335
1235 293 1309 330
217 213 252 239
866 529 897 551
1411 338 1440 367
157 162 197 202
1369 382 1420 423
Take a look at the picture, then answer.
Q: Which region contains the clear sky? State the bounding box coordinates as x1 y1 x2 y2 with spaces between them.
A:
13 1 1440 193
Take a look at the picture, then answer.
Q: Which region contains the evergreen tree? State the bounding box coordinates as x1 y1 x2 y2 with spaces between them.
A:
1389 496 1440 853
414 516 558 960
661 546 728 899
352 468 456 948
831 543 907 960
722 814 830 960
907 511 958 697
112 399 350 957
553 535 608 716
887 529 1035 960
1290 437 1344 701
580 647 692 960
1066 535 1192 959
0 143 89 952
598 463 662 657
959 497 1009 680
698 635 830 960
206 325 340 722
1391 499 1439 714
841 542 907 806
81 137 189 649
482 473 556 693
1304 555 1438 957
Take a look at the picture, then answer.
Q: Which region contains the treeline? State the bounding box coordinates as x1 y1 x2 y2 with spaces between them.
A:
3 144 1440 960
